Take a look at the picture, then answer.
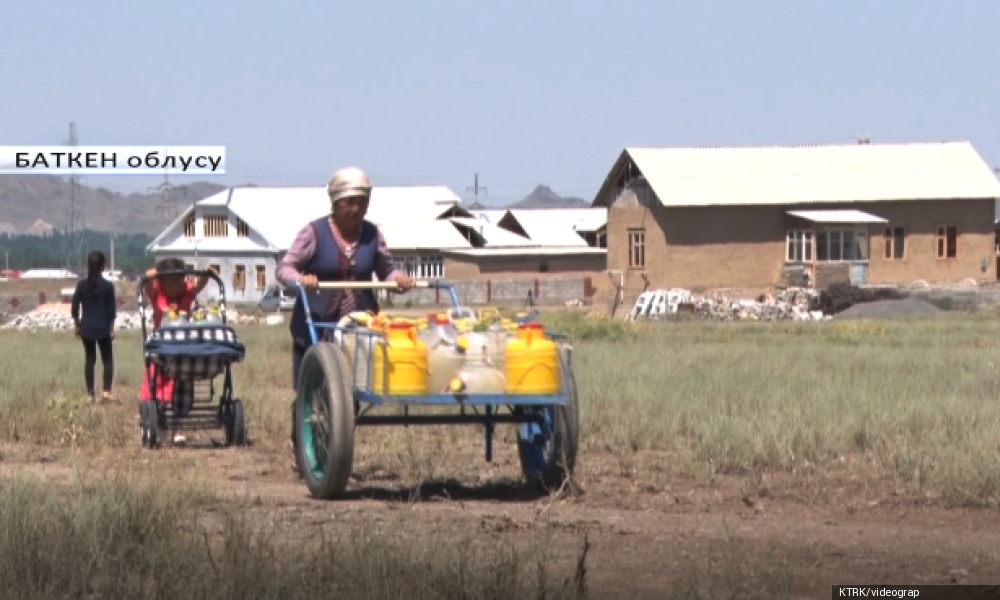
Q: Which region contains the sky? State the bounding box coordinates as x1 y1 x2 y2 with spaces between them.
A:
1 1 998 207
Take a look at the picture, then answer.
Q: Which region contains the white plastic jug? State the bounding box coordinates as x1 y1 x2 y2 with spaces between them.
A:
449 365 506 394
427 343 465 394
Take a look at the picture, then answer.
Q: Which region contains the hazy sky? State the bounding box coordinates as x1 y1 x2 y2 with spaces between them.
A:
1 1 997 206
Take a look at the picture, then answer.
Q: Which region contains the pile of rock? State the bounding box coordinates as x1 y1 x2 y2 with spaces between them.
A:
0 308 153 332
693 287 827 322
629 287 829 323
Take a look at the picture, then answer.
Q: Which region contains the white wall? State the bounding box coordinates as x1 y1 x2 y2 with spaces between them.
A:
149 251 279 305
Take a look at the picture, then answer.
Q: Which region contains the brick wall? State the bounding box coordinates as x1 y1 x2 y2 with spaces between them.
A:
381 276 592 308
0 280 139 314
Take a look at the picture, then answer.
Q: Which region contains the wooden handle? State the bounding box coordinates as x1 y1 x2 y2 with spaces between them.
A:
313 280 430 290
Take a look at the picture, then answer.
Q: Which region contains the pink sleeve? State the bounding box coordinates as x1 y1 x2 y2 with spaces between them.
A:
276 224 317 286
374 227 402 281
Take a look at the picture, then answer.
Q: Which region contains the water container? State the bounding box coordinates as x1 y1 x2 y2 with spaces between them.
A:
334 311 378 390
427 342 466 394
460 331 504 370
448 331 506 394
372 322 428 395
505 322 560 395
447 365 506 394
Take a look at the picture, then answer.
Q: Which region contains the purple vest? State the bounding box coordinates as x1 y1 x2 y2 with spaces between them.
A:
289 217 379 348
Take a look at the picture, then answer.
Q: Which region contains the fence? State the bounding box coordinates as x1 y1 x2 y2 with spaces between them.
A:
382 276 594 308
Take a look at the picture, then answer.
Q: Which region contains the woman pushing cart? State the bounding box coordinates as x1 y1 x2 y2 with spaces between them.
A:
276 166 415 474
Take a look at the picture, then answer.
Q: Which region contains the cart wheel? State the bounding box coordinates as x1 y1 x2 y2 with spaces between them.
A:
139 403 150 447
516 345 579 492
225 399 248 447
295 343 355 500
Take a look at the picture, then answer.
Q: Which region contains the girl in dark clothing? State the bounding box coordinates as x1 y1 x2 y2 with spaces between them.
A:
71 251 117 403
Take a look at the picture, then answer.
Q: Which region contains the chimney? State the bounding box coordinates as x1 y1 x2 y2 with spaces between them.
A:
858 135 871 145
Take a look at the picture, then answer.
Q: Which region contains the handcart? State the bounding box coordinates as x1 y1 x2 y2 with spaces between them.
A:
293 280 579 500
137 269 248 448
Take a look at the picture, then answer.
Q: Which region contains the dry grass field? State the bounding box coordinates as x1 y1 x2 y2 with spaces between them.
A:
3 309 1000 597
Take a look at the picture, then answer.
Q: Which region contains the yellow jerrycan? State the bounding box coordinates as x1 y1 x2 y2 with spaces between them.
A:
372 321 429 395
504 322 560 395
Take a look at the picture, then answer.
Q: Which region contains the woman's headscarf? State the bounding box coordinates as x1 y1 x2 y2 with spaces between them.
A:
327 167 372 205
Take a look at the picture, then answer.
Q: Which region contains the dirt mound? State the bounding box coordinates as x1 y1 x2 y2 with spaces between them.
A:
833 297 942 320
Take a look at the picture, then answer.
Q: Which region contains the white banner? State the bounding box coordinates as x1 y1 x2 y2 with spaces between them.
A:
0 146 226 175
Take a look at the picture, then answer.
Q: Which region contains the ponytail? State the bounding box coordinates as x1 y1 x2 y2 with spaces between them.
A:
86 251 106 296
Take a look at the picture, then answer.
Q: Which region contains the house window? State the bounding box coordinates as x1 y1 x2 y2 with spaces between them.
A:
539 261 549 273
183 213 196 238
255 265 266 291
236 218 250 237
786 230 813 262
815 229 869 262
936 225 958 259
204 214 228 237
883 227 905 260
233 265 246 291
628 229 645 268
401 255 444 279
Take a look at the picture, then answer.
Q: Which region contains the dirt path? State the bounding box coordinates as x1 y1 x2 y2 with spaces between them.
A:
6 437 999 599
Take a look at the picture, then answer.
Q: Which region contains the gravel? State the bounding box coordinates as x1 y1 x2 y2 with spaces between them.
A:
833 297 943 320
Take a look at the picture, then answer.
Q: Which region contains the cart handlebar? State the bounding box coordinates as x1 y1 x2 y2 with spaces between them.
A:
312 280 432 290
137 269 229 339
295 279 463 344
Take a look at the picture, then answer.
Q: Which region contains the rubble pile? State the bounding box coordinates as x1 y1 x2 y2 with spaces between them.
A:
629 287 829 322
694 287 826 322
1 305 273 332
1 309 152 331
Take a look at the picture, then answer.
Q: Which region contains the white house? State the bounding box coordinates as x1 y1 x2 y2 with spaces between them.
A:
147 186 608 304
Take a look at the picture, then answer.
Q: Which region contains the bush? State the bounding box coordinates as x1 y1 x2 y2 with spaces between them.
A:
810 282 903 315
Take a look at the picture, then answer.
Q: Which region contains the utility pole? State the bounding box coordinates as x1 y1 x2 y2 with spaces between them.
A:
150 174 184 223
466 173 488 209
65 121 83 270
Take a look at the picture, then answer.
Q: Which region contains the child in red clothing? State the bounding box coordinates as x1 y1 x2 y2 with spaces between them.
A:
140 258 215 444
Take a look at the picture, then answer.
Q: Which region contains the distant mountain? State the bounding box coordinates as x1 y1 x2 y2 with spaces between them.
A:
0 175 227 236
504 185 590 209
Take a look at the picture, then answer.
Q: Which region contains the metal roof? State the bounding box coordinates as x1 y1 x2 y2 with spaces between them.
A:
786 209 889 224
442 247 607 257
148 185 464 252
501 209 606 247
469 209 507 224
447 217 536 247
595 142 1000 208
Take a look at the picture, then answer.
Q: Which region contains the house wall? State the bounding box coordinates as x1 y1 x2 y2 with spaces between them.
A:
604 198 996 296
149 250 279 305
442 253 606 280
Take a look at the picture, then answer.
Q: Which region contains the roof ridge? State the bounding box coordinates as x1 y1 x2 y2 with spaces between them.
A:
626 141 972 152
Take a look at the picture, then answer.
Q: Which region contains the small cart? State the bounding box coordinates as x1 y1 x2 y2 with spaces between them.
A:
293 280 579 500
137 269 248 448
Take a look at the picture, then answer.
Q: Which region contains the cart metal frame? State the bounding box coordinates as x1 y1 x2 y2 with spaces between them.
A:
294 280 579 500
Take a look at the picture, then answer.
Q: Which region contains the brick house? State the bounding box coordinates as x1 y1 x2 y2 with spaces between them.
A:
592 142 1000 300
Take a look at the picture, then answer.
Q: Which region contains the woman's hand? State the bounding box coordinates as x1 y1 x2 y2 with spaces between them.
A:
394 273 415 293
299 274 319 290
145 268 157 280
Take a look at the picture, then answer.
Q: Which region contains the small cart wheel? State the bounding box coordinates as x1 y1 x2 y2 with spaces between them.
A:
295 342 355 500
139 402 150 447
146 405 162 450
225 399 248 447
516 344 580 492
